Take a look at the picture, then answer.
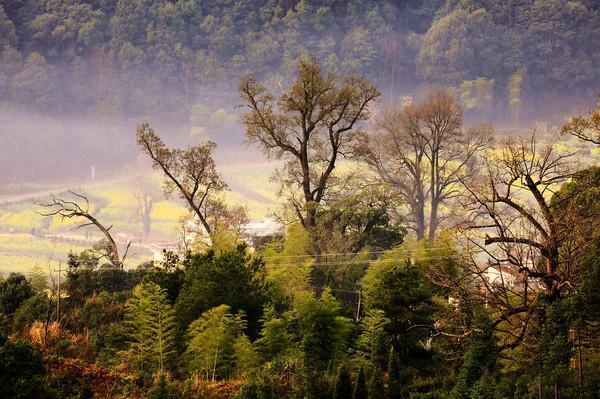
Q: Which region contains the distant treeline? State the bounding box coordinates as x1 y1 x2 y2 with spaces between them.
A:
0 0 598 122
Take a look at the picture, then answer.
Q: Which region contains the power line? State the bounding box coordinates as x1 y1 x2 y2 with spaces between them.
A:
266 253 460 268
261 246 457 260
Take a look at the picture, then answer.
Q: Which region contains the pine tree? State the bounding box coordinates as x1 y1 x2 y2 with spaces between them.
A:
185 304 247 380
255 306 294 361
126 282 176 376
27 266 47 293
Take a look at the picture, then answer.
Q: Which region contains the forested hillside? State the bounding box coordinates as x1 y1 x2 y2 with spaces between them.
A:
1 0 599 182
0 2 599 398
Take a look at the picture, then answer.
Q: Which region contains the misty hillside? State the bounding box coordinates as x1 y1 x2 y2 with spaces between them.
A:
1 0 599 183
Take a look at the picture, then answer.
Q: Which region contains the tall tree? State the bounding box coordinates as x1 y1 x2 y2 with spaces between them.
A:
457 135 582 355
240 56 379 228
185 304 247 381
136 123 229 236
367 89 490 240
125 281 176 376
132 174 161 239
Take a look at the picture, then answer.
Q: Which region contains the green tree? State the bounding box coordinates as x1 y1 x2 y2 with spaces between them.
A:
450 312 497 399
387 354 403 399
417 7 512 84
368 370 384 399
0 334 48 399
12 294 49 333
176 244 266 337
147 374 179 399
0 273 34 316
292 289 352 372
125 281 176 376
27 265 47 293
312 187 405 255
262 223 313 309
185 304 247 380
255 306 295 362
357 310 391 372
361 246 436 355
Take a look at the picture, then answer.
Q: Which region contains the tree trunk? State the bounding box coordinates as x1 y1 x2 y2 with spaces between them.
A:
304 201 317 228
428 199 439 241
415 202 425 240
143 211 151 238
578 326 583 398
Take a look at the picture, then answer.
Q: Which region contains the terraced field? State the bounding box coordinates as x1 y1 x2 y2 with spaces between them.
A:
0 162 280 276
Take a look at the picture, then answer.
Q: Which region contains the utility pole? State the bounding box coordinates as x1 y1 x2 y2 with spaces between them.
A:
53 262 63 322
355 289 362 322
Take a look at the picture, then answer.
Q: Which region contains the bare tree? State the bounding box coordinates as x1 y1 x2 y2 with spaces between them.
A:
239 57 380 228
38 191 130 268
132 175 161 240
453 134 581 351
367 89 491 240
136 123 228 236
561 98 600 145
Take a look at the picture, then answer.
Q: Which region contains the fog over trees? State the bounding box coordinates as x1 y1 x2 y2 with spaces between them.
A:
1 0 599 183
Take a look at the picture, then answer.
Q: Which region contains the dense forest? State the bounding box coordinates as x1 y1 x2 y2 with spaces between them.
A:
1 1 600 399
1 0 600 182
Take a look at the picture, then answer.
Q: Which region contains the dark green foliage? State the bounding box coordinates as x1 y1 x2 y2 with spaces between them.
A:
335 364 353 399
0 272 34 315
255 306 294 362
533 298 573 391
147 374 179 399
357 310 391 372
576 237 600 323
362 254 436 360
235 357 309 399
292 290 352 373
142 267 184 304
0 334 49 399
12 293 49 332
354 367 368 399
65 251 151 305
450 312 497 399
368 370 384 399
176 244 266 338
387 354 403 399
313 189 405 254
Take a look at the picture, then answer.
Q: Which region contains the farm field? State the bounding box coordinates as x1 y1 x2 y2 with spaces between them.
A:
0 162 280 276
